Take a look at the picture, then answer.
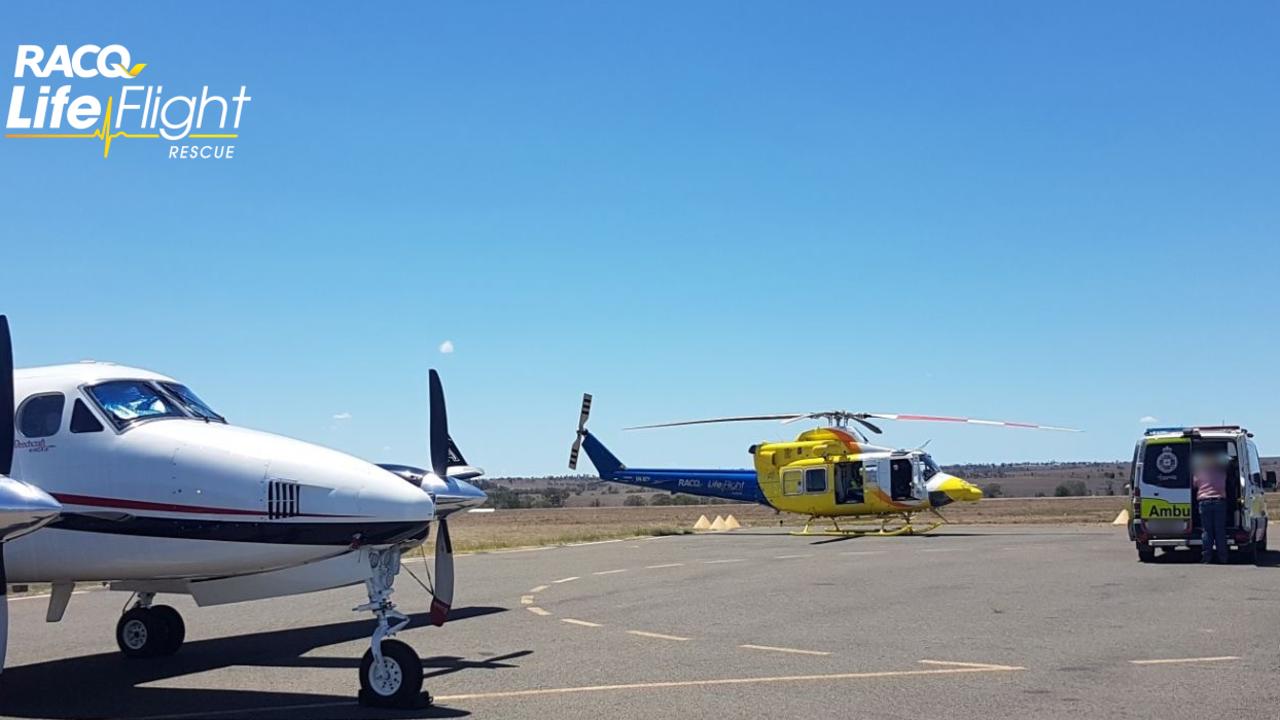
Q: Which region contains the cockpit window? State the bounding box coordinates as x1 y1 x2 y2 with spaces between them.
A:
88 380 185 428
920 454 941 481
159 382 225 423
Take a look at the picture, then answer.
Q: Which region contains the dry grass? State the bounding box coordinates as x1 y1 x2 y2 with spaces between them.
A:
450 497 1145 552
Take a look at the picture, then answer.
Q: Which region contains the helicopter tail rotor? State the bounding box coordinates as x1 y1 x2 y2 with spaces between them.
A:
568 393 592 470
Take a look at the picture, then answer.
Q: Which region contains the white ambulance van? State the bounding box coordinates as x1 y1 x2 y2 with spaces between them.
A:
1127 426 1273 564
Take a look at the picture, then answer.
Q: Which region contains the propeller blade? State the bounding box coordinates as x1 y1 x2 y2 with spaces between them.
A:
428 518 453 627
626 413 805 430
428 369 449 479
863 413 1081 433
569 394 592 470
851 416 883 435
0 546 8 674
1 316 13 477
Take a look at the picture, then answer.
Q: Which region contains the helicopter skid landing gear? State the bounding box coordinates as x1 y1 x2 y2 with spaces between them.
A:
356 548 430 709
790 513 943 537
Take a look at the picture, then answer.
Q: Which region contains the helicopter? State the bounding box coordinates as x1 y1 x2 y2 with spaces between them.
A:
568 395 1080 536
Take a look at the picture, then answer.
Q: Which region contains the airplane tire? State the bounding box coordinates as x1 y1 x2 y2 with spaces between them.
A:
116 607 171 658
150 605 186 655
359 639 424 707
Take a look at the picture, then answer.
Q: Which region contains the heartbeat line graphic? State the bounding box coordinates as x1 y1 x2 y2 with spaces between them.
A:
5 96 238 158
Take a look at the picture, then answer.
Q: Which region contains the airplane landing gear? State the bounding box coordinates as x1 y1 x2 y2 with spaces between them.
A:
116 593 185 658
356 548 428 708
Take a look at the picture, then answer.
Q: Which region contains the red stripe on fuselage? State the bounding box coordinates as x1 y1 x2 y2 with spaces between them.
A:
50 492 353 518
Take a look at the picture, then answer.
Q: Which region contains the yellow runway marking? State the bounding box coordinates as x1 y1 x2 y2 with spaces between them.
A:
593 569 628 576
627 630 690 642
521 595 535 605
529 585 549 593
703 559 745 564
740 644 831 656
561 618 603 628
645 563 684 569
527 607 551 616
433 660 1025 702
1130 656 1240 665
553 576 580 584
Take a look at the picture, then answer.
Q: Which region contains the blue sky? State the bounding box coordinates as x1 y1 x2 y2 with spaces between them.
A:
3 2 1278 475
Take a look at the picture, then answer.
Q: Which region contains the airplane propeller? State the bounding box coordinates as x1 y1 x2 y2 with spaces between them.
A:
426 369 453 627
0 315 12 675
568 393 592 470
0 318 57 674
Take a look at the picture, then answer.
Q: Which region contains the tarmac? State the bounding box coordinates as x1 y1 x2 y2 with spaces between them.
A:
2 524 1278 719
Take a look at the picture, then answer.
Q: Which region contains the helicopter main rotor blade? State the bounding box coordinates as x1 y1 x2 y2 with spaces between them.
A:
863 413 1081 433
625 414 806 430
850 416 883 435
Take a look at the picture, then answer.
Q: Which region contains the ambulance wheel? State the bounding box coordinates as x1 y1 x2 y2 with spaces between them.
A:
149 605 186 655
116 607 171 658
1137 545 1155 563
358 639 424 708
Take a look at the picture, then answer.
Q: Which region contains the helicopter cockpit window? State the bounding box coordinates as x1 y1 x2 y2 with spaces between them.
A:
920 454 941 482
804 467 828 493
159 382 225 423
88 380 185 429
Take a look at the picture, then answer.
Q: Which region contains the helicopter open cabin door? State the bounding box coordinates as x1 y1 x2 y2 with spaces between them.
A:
835 461 865 505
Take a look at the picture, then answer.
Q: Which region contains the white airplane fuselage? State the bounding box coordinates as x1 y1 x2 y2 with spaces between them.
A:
6 362 442 586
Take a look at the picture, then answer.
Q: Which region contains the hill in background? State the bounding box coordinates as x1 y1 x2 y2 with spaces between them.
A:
480 457 1280 507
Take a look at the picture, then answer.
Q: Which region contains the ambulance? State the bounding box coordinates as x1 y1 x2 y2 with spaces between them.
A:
1128 426 1273 563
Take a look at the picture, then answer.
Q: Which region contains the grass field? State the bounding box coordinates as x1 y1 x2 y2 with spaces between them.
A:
450 494 1280 552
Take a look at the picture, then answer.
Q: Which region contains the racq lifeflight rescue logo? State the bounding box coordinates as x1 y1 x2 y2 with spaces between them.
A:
5 44 251 159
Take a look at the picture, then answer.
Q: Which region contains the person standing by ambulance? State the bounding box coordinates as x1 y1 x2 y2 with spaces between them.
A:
1192 454 1229 564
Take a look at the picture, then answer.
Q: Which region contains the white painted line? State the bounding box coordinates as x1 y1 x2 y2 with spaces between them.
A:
434 663 1026 702
527 607 551 616
1130 656 1241 666
774 554 811 560
520 595 535 605
645 563 684 569
592 569 628 576
553 576 580 584
703 559 745 565
740 644 831 656
627 630 690 642
561 618 603 628
529 585 549 593
918 659 1020 670
839 551 885 556
566 539 625 547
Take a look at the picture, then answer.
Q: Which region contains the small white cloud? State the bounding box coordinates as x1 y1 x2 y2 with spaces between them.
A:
439 340 455 354
332 412 352 421
1139 415 1158 424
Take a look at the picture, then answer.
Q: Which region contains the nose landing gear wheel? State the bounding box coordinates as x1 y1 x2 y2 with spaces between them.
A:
116 607 171 658
358 639 426 708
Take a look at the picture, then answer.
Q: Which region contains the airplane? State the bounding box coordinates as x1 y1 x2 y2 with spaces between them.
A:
0 316 486 708
568 395 1079 536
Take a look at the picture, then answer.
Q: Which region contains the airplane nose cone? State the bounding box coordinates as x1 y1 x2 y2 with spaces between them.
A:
359 480 436 523
0 475 62 541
